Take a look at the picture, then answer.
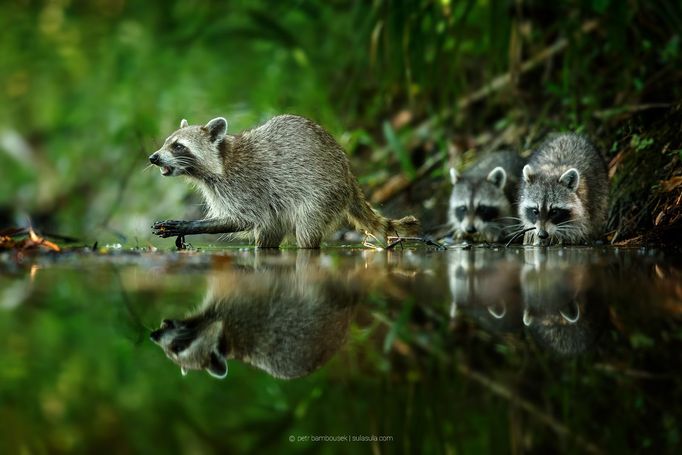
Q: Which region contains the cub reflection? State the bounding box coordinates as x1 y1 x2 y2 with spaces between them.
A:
447 249 523 332
447 248 609 355
150 251 358 379
520 249 608 356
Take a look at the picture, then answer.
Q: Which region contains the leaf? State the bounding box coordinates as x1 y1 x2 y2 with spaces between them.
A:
659 176 682 192
382 121 416 179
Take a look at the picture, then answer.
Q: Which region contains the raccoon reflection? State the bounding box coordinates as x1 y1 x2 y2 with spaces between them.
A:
448 151 525 242
150 253 357 379
521 250 608 355
447 249 523 332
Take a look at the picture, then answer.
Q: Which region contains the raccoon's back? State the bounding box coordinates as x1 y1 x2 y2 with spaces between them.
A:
218 288 354 379
530 133 607 177
244 115 348 168
236 115 353 193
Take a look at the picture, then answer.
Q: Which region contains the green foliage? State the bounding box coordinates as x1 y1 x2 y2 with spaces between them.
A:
0 0 680 239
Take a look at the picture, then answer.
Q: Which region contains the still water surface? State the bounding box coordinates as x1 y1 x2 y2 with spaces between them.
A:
0 245 680 453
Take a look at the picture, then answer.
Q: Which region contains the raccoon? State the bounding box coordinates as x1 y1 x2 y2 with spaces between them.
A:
447 248 523 333
149 251 358 379
148 116 420 248
518 133 609 246
520 249 608 356
448 150 525 242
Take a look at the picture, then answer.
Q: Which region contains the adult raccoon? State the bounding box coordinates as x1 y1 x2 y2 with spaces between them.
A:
148 115 420 248
149 251 358 379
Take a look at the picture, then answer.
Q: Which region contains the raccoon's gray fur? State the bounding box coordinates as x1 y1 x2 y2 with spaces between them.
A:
518 133 609 246
447 249 523 333
149 115 420 248
521 249 607 356
448 150 525 242
149 252 357 379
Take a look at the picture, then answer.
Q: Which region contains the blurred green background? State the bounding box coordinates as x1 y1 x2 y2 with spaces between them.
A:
1 0 681 243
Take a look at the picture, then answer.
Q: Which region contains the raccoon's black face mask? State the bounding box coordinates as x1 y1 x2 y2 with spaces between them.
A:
150 318 228 379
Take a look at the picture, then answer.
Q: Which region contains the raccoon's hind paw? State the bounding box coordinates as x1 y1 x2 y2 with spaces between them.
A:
152 220 190 238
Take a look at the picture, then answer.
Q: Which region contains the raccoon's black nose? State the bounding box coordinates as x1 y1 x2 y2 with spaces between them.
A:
150 329 162 342
149 153 160 165
537 230 549 239
465 226 477 234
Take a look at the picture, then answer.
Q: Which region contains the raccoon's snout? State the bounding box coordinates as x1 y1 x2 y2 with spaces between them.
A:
537 229 549 240
149 153 160 165
465 225 477 234
150 329 162 343
149 319 178 342
149 152 174 176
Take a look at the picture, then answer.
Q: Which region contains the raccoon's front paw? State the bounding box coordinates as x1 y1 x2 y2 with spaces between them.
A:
152 220 189 238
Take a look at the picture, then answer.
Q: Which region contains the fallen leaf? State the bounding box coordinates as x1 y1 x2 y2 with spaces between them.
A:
659 176 682 192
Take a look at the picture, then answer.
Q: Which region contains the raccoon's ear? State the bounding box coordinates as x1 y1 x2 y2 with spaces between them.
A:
205 117 228 143
487 166 507 189
559 168 580 192
180 119 189 128
523 308 532 326
522 165 534 183
449 168 458 185
560 301 581 324
206 349 228 379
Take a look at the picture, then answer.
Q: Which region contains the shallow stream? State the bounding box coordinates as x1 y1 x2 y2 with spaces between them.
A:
1 244 680 453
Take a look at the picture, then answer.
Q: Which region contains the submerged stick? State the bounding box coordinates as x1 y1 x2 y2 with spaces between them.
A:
386 236 447 250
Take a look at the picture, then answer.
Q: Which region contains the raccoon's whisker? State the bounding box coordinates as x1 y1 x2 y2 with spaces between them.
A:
142 164 154 172
171 159 194 169
506 227 535 247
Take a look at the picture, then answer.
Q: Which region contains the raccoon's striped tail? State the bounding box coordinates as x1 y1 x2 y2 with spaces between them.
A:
346 181 421 241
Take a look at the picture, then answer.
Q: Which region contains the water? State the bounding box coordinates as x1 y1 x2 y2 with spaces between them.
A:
1 245 680 453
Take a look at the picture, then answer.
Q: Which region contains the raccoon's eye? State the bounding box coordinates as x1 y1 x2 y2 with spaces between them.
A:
170 339 190 354
172 142 187 152
454 206 467 220
476 205 499 222
549 207 571 224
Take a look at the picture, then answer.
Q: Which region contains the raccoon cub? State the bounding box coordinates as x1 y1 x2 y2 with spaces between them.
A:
521 249 608 355
149 251 358 379
448 150 525 242
519 133 609 246
148 116 419 248
447 249 523 333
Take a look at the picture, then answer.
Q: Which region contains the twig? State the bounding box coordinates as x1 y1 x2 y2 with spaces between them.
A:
370 152 445 204
374 311 603 453
457 363 603 454
363 231 387 249
386 236 447 250
455 20 599 111
100 131 147 229
593 103 672 120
